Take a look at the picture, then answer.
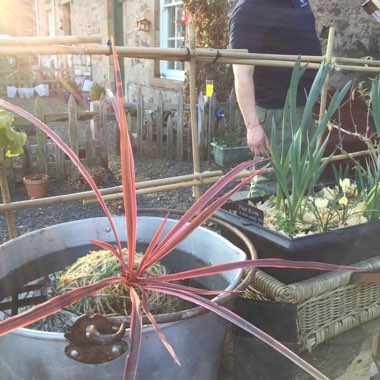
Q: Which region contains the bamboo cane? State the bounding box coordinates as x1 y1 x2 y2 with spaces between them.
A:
0 147 373 214
335 56 380 66
187 20 202 200
83 176 223 205
318 27 335 148
0 170 223 213
0 152 17 239
85 148 376 205
0 35 102 45
320 27 335 115
0 44 380 73
330 64 380 73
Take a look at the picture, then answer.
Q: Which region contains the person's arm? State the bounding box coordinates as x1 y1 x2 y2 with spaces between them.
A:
233 64 269 157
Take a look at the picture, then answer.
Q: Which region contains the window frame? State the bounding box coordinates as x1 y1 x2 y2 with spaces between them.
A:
159 0 185 81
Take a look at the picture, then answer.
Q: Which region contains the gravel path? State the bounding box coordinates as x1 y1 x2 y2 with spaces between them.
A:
0 156 223 242
0 95 224 242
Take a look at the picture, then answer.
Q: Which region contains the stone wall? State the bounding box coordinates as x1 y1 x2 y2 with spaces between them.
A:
310 0 380 87
65 0 109 86
122 0 380 100
35 0 110 88
312 0 379 59
123 0 159 102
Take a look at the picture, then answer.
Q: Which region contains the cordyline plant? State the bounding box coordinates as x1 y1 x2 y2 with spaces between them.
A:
0 46 357 380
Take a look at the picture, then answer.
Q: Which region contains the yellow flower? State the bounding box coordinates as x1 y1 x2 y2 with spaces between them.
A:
339 196 348 206
339 178 350 193
315 198 328 210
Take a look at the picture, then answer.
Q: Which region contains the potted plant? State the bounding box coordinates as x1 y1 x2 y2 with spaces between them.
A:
0 48 352 380
23 173 49 198
211 109 253 166
81 83 106 107
216 59 380 284
89 83 106 101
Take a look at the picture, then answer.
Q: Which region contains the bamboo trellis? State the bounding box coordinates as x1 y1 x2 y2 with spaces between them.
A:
1 29 380 240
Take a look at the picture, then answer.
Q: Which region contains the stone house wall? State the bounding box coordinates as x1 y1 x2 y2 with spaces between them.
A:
123 0 380 101
34 0 379 98
310 0 380 87
35 0 110 88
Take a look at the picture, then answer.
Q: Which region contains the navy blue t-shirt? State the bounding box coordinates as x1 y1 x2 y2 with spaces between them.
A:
229 0 322 108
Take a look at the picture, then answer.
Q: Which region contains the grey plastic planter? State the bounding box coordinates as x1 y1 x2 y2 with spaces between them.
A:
0 216 247 380
212 144 253 166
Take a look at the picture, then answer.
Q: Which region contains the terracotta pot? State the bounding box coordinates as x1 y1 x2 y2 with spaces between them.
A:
23 173 49 198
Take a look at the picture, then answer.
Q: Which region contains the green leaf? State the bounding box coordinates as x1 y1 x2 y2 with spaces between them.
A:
0 109 13 129
0 109 26 157
371 79 380 135
4 129 26 157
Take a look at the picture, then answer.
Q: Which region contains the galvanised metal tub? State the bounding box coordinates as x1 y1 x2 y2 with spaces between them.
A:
0 216 251 380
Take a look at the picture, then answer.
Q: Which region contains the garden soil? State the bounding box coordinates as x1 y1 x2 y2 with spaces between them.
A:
0 94 235 379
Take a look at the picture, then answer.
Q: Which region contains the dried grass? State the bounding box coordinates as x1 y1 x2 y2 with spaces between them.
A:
54 249 181 317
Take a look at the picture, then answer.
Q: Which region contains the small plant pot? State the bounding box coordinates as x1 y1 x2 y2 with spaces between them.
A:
18 88 26 98
6 86 17 98
23 174 49 198
24 88 35 99
35 84 48 97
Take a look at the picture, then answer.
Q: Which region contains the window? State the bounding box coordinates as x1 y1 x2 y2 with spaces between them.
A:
62 3 72 36
160 0 185 81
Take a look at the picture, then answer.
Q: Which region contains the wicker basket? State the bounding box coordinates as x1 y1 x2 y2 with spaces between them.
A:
237 255 380 352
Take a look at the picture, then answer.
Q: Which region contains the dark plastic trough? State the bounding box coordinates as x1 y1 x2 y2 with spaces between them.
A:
216 197 380 284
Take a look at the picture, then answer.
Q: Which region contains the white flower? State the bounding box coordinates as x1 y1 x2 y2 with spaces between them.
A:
339 178 350 193
315 198 329 210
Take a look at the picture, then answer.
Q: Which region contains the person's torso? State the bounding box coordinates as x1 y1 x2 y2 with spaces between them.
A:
229 0 322 108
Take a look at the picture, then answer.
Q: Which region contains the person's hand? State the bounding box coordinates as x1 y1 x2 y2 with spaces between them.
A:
246 123 270 157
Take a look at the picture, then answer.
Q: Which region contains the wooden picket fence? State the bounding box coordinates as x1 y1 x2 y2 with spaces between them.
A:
7 95 107 186
116 88 243 162
6 88 242 186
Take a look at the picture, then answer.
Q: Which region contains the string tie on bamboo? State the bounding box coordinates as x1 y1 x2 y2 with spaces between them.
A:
180 46 191 62
106 40 112 55
212 50 222 64
331 57 341 72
